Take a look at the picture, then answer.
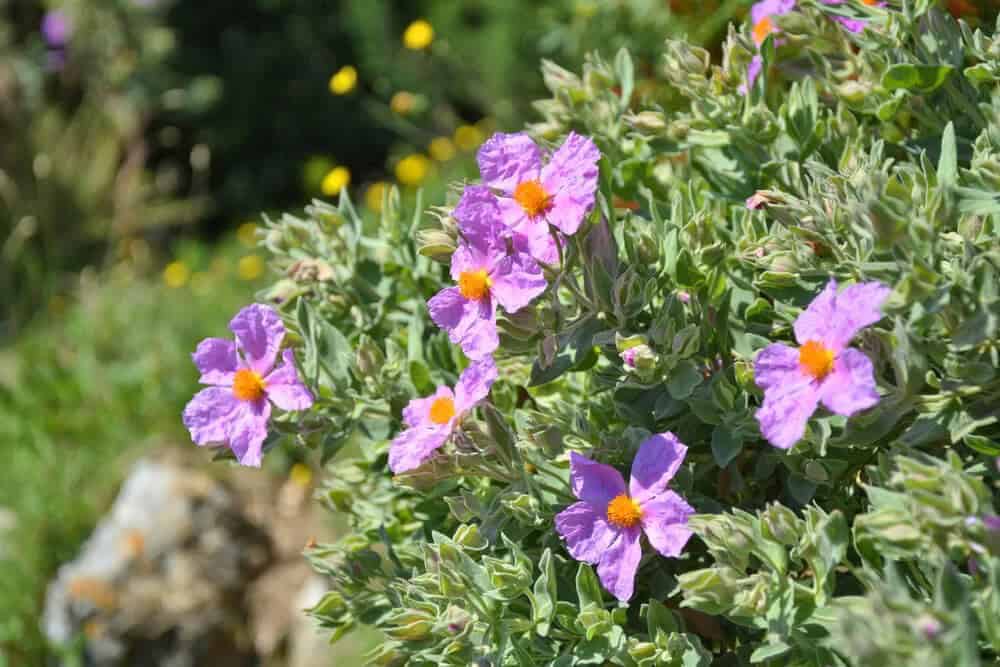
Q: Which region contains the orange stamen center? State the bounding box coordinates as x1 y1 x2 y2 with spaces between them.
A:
753 16 774 45
606 494 643 528
861 0 878 6
513 179 553 218
429 396 456 425
458 269 492 301
232 368 267 401
799 340 835 380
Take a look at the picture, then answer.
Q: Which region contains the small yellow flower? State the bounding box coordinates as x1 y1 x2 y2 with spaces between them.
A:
403 19 434 50
429 136 456 162
321 166 351 196
454 124 484 151
289 463 313 487
390 91 416 115
163 261 190 288
238 254 264 281
236 222 257 247
329 65 357 95
366 181 387 213
395 154 431 186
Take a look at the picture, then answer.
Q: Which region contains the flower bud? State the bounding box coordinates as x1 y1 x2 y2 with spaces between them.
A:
355 335 384 377
760 503 802 546
541 59 582 93
416 228 456 264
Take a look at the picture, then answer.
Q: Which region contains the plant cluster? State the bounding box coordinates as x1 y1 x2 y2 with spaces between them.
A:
184 0 1000 665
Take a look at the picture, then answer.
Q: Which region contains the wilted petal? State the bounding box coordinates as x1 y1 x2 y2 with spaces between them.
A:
192 337 239 386
754 343 800 390
264 349 314 411
755 373 820 450
629 432 688 504
226 399 272 467
183 387 241 446
454 357 498 413
490 254 547 314
819 348 880 416
388 424 451 473
477 132 542 192
555 502 619 564
230 304 285 374
640 490 694 558
569 451 627 506
597 527 642 601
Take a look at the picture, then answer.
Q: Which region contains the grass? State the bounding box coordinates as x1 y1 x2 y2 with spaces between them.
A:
0 234 371 665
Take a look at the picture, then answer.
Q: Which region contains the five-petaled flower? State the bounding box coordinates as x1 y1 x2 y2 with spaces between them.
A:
389 357 498 473
183 304 314 467
754 279 890 449
427 185 548 360
476 131 600 265
555 433 694 601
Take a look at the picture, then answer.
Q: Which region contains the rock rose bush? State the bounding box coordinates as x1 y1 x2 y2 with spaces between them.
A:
185 2 1000 665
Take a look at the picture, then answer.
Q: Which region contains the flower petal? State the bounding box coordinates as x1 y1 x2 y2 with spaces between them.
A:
450 241 506 283
544 191 594 236
428 287 499 360
229 304 285 374
640 490 694 558
540 133 600 235
477 132 542 192
755 373 820 450
794 280 890 351
597 527 642 601
489 254 548 314
751 0 796 24
192 337 239 386
388 424 451 473
226 399 272 467
628 432 688 504
819 348 880 416
183 387 241 445
264 349 314 411
569 451 627 506
512 217 561 265
453 185 507 250
555 501 618 564
740 55 763 95
454 357 498 413
754 342 800 390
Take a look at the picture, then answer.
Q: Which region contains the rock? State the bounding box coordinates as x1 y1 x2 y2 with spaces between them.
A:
43 459 272 667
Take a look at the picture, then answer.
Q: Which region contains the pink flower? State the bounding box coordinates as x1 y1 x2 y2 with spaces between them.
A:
754 279 890 449
822 0 886 33
554 433 694 601
183 304 314 467
477 132 600 264
428 186 548 361
389 357 498 473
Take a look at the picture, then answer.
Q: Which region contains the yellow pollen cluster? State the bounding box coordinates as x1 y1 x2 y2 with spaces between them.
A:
513 179 553 218
458 269 492 301
606 494 643 528
799 340 835 380
232 368 267 401
753 16 774 45
429 396 456 424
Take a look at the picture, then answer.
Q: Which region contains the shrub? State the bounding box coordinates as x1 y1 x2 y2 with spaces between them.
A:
192 1 1000 666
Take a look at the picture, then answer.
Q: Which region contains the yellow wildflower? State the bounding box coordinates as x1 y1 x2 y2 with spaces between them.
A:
366 181 387 213
390 91 416 115
329 65 357 95
403 19 434 50
238 255 264 281
321 166 351 196
454 124 484 151
395 154 431 186
163 261 190 288
429 136 456 162
290 463 313 487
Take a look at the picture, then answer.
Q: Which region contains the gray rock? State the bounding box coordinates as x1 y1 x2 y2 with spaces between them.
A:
43 459 272 667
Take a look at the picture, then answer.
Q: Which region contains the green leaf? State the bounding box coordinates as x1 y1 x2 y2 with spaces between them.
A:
614 47 634 111
667 360 703 400
882 64 953 93
938 122 957 188
530 317 603 386
749 640 791 663
576 563 604 607
711 426 743 468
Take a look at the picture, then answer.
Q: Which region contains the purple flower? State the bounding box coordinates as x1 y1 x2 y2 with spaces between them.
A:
389 357 498 473
621 348 639 369
822 0 885 33
41 10 71 47
477 132 600 265
750 0 796 46
183 304 314 467
428 186 548 360
754 279 890 450
554 433 694 601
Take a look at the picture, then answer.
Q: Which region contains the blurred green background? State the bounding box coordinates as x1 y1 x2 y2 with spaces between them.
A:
0 0 744 663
